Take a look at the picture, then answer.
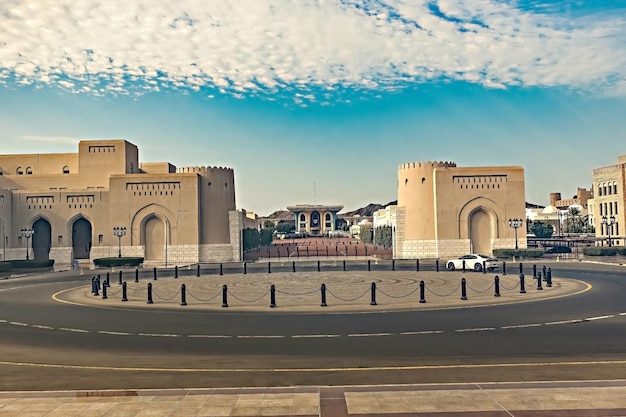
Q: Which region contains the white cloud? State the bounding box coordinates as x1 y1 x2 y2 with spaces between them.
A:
0 0 624 101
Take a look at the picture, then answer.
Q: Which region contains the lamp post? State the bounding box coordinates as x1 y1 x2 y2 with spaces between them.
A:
20 228 34 260
113 226 126 258
601 215 616 247
508 218 523 250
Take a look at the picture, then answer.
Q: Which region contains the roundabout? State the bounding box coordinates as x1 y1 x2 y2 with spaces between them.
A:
0 261 625 393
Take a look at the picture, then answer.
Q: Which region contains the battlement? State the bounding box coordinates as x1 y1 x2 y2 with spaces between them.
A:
176 166 234 174
399 161 457 170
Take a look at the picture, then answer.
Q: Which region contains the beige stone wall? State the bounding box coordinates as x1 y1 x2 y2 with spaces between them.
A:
591 161 626 245
0 139 240 266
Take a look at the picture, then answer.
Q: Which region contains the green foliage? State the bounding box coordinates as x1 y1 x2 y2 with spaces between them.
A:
9 259 55 269
0 261 11 273
242 228 273 251
582 246 626 256
530 221 554 238
93 257 144 268
275 222 294 234
374 225 393 248
492 249 545 259
263 220 275 230
359 225 373 244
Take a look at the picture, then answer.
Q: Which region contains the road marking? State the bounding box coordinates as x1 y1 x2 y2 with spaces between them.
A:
0 319 6 323
59 327 90 333
236 335 284 339
619 313 626 316
400 331 444 335
98 331 133 336
2 359 626 373
455 327 495 333
9 321 29 326
544 319 583 326
291 334 341 338
137 333 180 337
188 335 232 339
31 325 54 330
500 323 542 329
585 315 614 321
348 333 393 337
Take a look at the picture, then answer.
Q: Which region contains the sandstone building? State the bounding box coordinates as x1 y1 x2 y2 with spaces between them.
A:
286 204 343 236
589 155 625 246
394 161 526 259
0 140 245 267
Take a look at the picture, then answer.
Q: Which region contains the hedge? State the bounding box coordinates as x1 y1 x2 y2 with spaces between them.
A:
582 247 626 256
10 259 55 269
492 249 544 259
94 257 144 268
0 261 11 273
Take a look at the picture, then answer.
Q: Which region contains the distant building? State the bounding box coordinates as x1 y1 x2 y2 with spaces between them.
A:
394 161 526 259
589 155 626 246
0 140 244 267
550 188 593 210
286 204 343 236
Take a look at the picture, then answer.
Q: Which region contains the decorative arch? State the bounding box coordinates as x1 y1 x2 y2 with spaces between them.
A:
68 215 93 259
457 197 501 240
130 203 175 246
31 217 52 261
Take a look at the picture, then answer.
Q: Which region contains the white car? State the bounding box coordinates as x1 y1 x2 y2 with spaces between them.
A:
446 254 498 272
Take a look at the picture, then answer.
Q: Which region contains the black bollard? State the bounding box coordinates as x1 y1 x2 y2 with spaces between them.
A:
368 260 371 271
317 260 320 272
180 284 187 306
392 259 395 271
306 247 309 257
370 282 377 306
533 264 537 279
542 265 547 280
147 283 153 304
153 267 157 281
461 278 468 300
494 276 500 297
222 284 228 307
219 263 223 276
243 262 247 274
135 268 139 283
482 261 486 274
174 265 178 278
462 260 466 273
106 272 110 287
196 264 200 277
122 282 128 302
91 277 96 294
270 284 276 308
547 267 553 287
268 262 271 274
292 261 296 273
519 273 526 294
119 270 123 285
326 247 329 257
537 272 543 290
102 283 108 299
343 260 346 271
320 283 327 307
436 259 440 272
94 279 100 296
365 246 368 256
502 261 507 275
419 280 426 303
416 259 420 272
519 262 523 274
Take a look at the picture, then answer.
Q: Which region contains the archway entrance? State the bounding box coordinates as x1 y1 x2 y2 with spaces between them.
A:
32 219 51 261
144 216 165 261
470 209 491 254
310 211 320 235
72 218 92 259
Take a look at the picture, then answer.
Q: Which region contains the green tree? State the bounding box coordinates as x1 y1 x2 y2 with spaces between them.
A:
359 225 373 244
530 220 554 238
263 220 275 230
374 225 393 248
275 222 294 234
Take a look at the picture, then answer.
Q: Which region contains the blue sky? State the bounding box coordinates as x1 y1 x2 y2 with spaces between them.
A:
1 0 625 216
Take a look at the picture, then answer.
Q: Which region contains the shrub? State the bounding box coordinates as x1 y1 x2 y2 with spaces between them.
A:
93 257 144 268
582 247 626 256
492 249 544 259
0 261 11 273
10 259 55 269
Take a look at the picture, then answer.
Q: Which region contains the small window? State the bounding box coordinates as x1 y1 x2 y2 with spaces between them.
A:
26 167 33 175
62 166 70 174
98 234 104 244
614 182 618 194
58 235 63 244
16 167 23 175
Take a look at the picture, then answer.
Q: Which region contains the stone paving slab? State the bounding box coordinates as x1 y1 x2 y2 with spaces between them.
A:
57 269 587 312
1 382 626 416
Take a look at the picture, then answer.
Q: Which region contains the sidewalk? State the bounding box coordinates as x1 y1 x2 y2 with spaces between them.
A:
2 381 626 416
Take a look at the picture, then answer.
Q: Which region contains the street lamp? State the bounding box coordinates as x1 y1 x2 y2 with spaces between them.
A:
20 228 34 260
508 218 523 250
601 215 616 247
113 226 127 257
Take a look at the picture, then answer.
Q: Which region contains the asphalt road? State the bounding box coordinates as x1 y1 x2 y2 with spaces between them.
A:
0 261 625 391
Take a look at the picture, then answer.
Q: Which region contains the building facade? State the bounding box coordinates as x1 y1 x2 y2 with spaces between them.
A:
286 204 343 236
0 140 244 267
589 155 626 246
394 161 526 259
550 188 593 210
